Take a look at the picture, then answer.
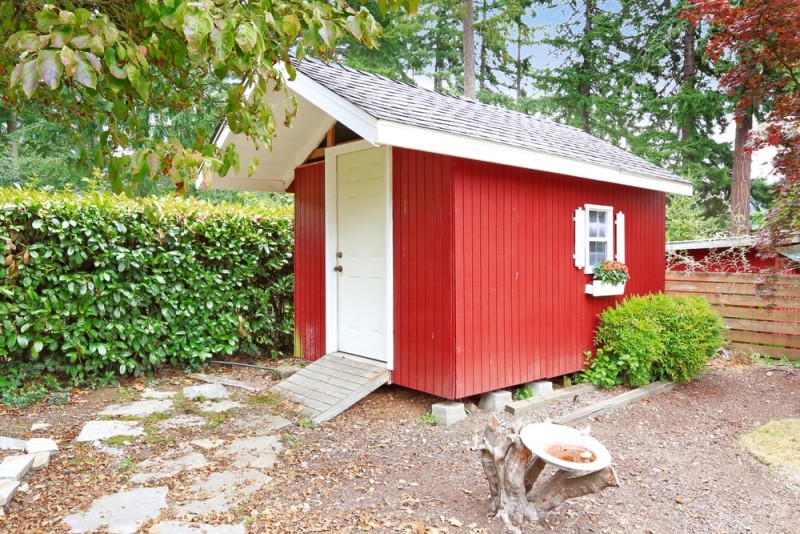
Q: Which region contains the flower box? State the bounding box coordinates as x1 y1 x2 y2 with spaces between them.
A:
585 280 626 297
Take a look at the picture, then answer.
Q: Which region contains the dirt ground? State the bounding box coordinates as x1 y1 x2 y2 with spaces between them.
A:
1 356 798 533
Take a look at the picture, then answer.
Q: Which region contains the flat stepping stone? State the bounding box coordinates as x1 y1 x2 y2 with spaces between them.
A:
229 414 290 436
198 400 241 413
156 415 207 431
154 521 245 533
189 373 265 392
217 435 282 470
130 451 208 484
183 383 229 400
173 469 270 517
190 438 225 451
0 455 35 481
76 421 144 442
26 437 58 454
63 486 168 534
30 423 51 431
141 390 177 399
5 453 49 471
0 480 20 506
0 437 26 451
98 399 174 418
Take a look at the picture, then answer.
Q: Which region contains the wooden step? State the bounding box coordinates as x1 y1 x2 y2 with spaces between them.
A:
271 352 390 424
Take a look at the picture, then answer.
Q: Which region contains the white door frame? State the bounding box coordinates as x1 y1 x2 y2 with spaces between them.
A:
324 140 393 370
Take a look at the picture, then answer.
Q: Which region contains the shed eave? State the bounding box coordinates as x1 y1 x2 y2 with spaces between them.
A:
286 69 379 144
375 120 691 196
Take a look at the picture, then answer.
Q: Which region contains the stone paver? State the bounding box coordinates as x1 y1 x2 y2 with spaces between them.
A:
26 437 59 454
0 480 20 506
141 390 177 399
75 421 144 442
98 399 174 418
156 415 206 431
218 435 282 470
0 437 26 451
173 469 270 517
130 451 208 484
190 438 225 450
63 487 168 534
0 455 35 481
183 383 229 400
229 414 290 436
154 521 245 533
198 400 242 413
30 423 51 431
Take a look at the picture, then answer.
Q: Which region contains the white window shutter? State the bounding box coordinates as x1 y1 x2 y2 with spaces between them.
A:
615 211 626 263
574 207 586 269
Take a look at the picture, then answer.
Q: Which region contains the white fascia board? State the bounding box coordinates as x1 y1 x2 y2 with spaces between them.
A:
287 71 379 144
666 236 759 251
375 120 693 196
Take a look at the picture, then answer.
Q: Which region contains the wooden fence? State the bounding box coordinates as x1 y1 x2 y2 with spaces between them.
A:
665 271 800 361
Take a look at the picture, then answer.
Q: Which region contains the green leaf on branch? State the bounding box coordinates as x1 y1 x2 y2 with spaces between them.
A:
37 50 63 89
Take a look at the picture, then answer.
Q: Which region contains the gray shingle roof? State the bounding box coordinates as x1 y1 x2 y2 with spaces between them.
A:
296 57 686 185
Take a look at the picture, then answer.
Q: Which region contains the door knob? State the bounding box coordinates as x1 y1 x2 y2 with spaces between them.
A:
334 265 343 272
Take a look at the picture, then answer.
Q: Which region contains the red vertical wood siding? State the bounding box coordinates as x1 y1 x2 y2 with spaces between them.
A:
392 148 457 398
452 158 666 398
292 162 327 361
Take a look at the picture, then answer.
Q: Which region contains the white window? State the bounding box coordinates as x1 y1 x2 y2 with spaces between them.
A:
574 205 626 274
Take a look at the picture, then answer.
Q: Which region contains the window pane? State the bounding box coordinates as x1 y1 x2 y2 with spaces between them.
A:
588 210 607 238
589 241 607 267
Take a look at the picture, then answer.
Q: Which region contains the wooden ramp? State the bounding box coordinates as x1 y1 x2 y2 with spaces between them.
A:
272 352 390 424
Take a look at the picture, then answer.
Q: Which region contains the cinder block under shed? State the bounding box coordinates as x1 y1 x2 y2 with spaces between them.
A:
478 390 513 412
431 401 467 426
529 380 554 396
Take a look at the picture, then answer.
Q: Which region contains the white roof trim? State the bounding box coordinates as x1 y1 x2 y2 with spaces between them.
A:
666 236 759 251
287 70 379 144
375 121 692 195
667 235 800 252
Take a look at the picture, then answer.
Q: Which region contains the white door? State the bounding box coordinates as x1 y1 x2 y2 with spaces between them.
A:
335 147 389 361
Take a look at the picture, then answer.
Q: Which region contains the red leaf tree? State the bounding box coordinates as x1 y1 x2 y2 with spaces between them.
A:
688 0 800 241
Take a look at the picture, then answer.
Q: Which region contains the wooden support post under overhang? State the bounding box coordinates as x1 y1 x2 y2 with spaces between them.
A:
326 125 336 147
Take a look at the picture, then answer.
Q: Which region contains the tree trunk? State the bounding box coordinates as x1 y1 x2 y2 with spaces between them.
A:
730 112 753 236
5 111 20 180
463 0 476 98
680 21 697 144
480 415 619 531
515 23 522 103
434 5 446 92
578 0 595 133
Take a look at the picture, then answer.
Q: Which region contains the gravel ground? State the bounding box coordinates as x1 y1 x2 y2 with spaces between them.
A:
1 357 798 533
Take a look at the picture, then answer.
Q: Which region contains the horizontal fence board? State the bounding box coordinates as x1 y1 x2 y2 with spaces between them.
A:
729 342 800 361
666 280 800 298
700 293 800 309
667 271 800 361
710 305 800 323
725 318 800 336
727 330 800 350
666 271 800 285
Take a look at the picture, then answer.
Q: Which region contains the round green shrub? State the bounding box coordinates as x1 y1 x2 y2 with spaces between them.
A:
582 293 725 388
0 188 293 386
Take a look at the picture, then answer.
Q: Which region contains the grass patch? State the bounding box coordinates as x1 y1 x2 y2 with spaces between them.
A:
200 411 229 430
416 412 438 425
245 391 281 407
104 434 139 446
740 419 800 475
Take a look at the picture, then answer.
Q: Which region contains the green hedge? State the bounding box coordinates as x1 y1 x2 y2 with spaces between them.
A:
582 293 725 388
0 188 293 385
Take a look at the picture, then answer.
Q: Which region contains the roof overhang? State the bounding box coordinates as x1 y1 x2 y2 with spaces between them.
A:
207 70 692 196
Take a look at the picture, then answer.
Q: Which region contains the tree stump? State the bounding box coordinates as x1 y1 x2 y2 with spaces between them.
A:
480 415 619 532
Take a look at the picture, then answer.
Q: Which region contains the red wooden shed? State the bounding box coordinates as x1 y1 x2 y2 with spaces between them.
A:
667 236 799 274
211 58 691 415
